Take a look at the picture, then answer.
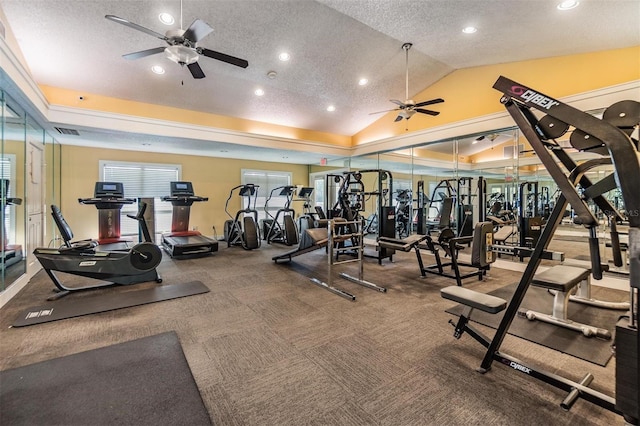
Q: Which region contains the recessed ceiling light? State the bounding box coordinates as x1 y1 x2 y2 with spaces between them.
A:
358 78 368 86
151 65 165 74
278 52 290 61
158 12 174 25
462 26 477 34
557 0 579 10
326 105 335 112
254 88 265 96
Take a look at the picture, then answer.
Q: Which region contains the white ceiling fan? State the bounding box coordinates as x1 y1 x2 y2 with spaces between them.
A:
105 0 248 79
371 43 444 122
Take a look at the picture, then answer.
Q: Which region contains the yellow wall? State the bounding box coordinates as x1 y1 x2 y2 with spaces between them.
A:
61 145 310 240
354 46 640 144
40 86 352 148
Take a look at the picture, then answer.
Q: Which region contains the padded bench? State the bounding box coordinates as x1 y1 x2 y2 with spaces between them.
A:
441 286 506 314
377 234 429 252
522 265 611 339
441 286 507 340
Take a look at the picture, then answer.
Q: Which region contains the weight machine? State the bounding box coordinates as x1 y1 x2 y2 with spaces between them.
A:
309 218 387 301
518 181 543 251
326 170 395 264
442 76 638 422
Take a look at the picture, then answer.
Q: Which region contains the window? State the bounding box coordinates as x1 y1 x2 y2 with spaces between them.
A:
100 160 181 237
241 169 291 222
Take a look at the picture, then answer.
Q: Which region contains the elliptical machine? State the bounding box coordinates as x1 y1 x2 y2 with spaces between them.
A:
263 185 299 246
224 184 261 250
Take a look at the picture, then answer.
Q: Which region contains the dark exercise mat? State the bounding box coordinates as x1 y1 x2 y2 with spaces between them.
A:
0 331 211 426
13 281 209 327
445 283 628 366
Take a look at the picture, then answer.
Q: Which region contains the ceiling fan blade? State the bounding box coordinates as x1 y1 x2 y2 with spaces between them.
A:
187 62 206 79
414 98 445 108
199 48 249 68
394 115 404 122
183 19 214 43
105 15 167 40
369 108 399 115
122 46 166 60
390 99 406 107
415 108 440 116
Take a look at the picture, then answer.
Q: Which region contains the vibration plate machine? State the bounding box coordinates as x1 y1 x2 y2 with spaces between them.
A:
161 181 218 258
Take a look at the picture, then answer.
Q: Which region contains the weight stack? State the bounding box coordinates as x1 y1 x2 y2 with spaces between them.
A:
615 317 638 421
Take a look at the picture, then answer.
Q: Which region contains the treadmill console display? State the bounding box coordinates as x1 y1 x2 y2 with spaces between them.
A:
170 181 195 196
94 182 125 198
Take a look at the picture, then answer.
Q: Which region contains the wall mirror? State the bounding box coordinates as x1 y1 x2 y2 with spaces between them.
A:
1 91 27 291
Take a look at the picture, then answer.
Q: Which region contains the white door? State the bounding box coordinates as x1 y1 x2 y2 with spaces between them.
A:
27 142 44 270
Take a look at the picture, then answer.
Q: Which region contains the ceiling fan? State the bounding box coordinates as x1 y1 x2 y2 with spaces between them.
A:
105 1 248 79
371 43 444 122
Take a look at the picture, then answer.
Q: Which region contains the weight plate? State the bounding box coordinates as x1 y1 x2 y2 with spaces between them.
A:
538 115 569 139
602 100 640 128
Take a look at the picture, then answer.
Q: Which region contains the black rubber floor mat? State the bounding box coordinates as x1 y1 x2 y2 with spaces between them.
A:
445 283 627 366
13 281 209 327
0 331 211 425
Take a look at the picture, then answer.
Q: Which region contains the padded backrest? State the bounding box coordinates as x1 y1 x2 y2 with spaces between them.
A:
315 206 326 219
471 221 496 267
438 197 454 228
51 205 74 247
489 201 502 215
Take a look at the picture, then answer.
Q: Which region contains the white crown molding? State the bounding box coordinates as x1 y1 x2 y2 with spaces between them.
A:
47 104 352 157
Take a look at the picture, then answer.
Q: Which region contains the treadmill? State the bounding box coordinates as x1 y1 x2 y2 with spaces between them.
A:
78 181 135 250
161 181 218 258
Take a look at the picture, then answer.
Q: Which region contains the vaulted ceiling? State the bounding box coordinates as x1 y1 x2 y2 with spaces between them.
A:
1 0 639 164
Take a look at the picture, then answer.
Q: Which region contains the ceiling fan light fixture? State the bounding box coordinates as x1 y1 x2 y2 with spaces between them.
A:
158 12 174 25
557 0 579 10
400 110 415 119
164 45 199 65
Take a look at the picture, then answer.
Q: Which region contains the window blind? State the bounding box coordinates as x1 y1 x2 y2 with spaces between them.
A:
241 169 291 221
100 160 181 236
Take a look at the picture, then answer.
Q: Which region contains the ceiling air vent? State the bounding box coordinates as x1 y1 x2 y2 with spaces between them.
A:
54 127 80 136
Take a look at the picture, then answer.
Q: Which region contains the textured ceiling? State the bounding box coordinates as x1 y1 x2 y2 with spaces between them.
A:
1 0 639 164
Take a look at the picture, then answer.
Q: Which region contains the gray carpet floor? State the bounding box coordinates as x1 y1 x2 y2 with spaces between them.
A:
0 239 625 425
